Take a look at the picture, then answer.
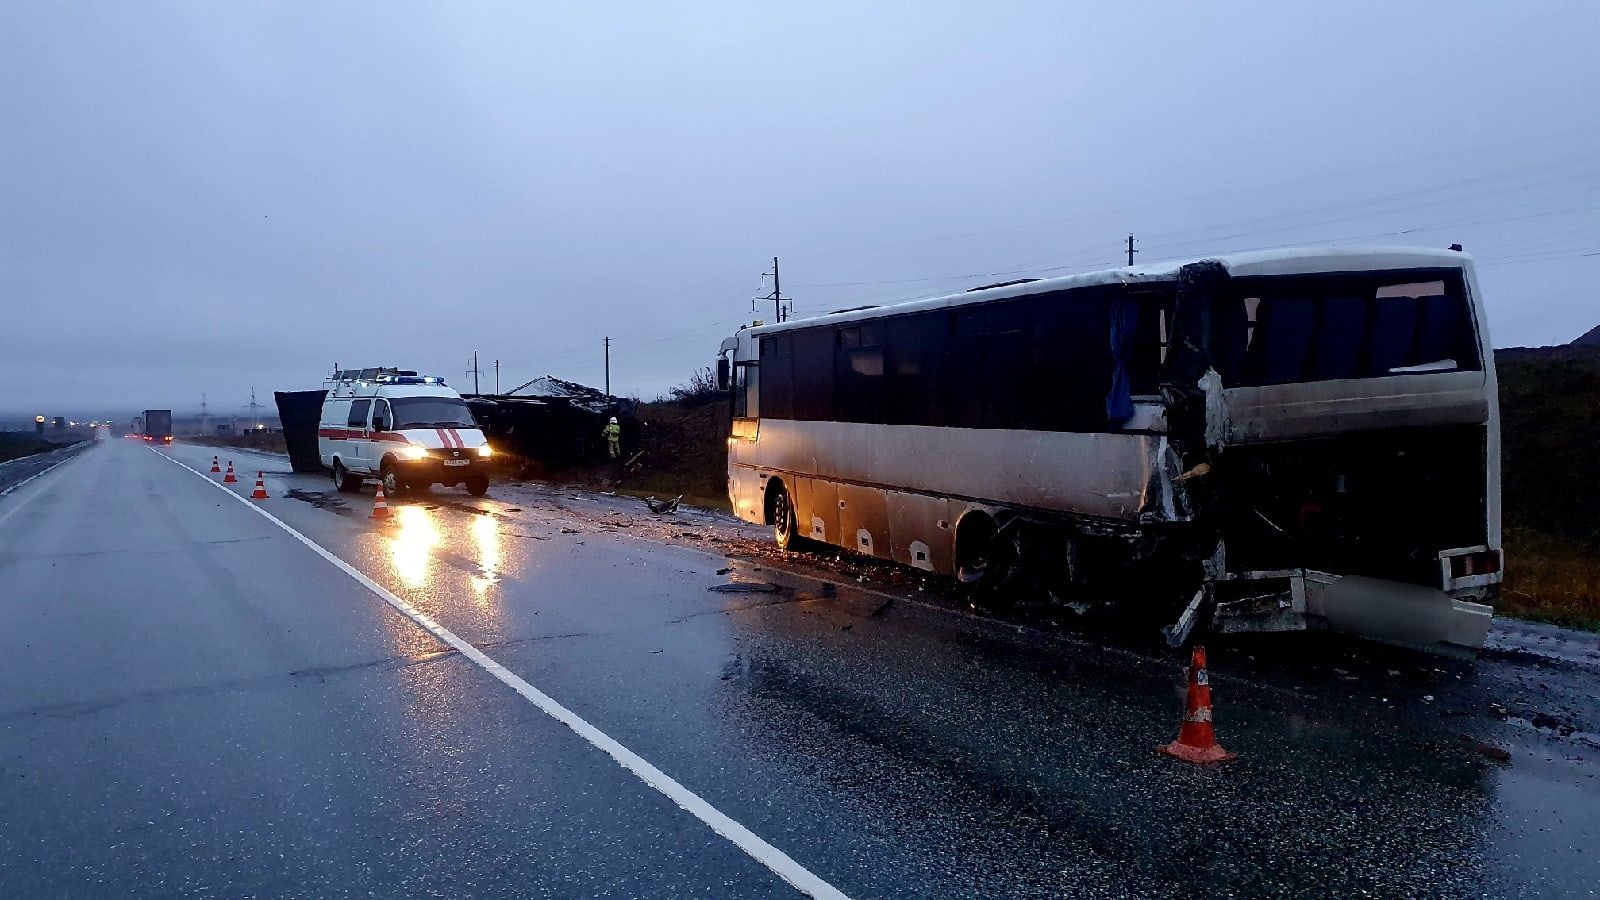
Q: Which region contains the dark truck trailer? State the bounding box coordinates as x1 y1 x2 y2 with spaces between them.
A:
464 376 635 473
142 409 173 445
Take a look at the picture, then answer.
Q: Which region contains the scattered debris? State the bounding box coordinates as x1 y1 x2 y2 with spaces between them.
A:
1467 740 1513 764
560 527 582 535
869 598 893 618
716 567 733 575
645 495 682 515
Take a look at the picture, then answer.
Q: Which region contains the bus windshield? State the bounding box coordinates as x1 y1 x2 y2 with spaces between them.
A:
1210 271 1481 388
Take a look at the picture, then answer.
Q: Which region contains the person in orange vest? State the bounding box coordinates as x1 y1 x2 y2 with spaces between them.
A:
602 416 622 459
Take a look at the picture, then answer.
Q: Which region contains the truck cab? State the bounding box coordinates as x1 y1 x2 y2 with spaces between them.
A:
318 369 492 497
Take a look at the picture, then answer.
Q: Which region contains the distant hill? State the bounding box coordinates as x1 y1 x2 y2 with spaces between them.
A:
1495 322 1600 363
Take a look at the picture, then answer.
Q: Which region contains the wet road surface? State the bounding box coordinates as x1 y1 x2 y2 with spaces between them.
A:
1 439 1596 897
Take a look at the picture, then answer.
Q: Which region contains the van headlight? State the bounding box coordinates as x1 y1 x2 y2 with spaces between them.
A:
399 445 429 461
477 444 492 458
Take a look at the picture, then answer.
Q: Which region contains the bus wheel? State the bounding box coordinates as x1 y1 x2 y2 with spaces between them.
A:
770 482 799 550
956 514 1020 603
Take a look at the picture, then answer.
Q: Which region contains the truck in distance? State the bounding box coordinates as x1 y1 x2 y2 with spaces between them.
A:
142 409 173 445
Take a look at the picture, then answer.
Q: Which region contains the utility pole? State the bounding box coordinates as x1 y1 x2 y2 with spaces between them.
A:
200 393 210 434
603 337 611 396
247 388 262 430
466 352 484 395
494 359 500 394
754 257 789 323
1126 233 1138 267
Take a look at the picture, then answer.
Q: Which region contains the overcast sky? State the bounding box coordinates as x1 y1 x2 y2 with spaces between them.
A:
4 2 1598 419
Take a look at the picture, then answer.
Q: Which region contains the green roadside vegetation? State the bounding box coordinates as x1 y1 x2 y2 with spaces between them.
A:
1495 350 1600 630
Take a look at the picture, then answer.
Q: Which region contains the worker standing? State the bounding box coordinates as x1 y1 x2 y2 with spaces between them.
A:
603 416 622 459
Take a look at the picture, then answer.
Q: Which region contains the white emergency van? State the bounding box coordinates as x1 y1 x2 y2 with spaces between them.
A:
318 368 492 497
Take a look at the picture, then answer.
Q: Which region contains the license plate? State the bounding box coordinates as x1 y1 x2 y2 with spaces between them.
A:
444 459 469 467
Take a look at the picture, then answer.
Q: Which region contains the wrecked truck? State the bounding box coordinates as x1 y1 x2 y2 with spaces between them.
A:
717 246 1501 653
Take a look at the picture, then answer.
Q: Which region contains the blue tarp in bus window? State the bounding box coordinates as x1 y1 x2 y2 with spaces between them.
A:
1210 296 1250 387
1245 296 1316 385
1414 294 1465 366
1312 295 1367 380
1365 297 1419 376
1106 296 1137 422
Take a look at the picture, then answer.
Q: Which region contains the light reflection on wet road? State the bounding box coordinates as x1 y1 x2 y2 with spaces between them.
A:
0 439 1596 898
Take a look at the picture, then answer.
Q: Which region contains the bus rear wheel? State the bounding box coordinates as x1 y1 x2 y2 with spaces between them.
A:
770 482 800 550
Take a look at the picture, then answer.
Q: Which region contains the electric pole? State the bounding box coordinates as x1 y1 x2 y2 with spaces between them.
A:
466 352 484 395
1126 233 1138 267
753 257 790 323
603 337 611 396
247 388 262 430
494 359 500 394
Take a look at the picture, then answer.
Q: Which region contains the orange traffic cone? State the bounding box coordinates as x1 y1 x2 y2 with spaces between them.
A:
250 472 269 500
371 485 390 519
210 456 221 473
1159 646 1237 764
223 461 238 483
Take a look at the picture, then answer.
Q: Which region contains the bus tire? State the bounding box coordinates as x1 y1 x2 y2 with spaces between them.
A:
955 513 1020 603
769 481 800 550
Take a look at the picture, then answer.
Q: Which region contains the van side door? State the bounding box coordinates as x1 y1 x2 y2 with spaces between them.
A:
346 398 373 473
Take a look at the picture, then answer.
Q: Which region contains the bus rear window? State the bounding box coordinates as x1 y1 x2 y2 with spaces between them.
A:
1212 271 1480 388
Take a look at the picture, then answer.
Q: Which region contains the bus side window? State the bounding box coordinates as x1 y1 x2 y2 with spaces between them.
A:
732 365 749 418
792 326 835 420
760 334 793 419
884 311 948 427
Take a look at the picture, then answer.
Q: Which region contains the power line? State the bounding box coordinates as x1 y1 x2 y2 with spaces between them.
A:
791 124 1600 259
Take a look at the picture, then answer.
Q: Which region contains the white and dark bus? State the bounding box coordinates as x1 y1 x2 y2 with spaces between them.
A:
717 246 1502 652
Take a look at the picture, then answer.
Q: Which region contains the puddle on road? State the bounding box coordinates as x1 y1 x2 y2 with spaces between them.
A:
710 581 781 594
285 488 354 516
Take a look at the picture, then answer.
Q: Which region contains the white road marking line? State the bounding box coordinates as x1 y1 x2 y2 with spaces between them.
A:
154 449 849 900
0 446 91 530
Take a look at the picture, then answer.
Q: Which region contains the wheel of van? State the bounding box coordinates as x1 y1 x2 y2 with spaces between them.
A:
332 461 361 493
465 473 489 497
771 482 799 550
380 461 404 497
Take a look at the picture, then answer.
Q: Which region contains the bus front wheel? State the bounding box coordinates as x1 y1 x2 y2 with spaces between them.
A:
770 482 800 550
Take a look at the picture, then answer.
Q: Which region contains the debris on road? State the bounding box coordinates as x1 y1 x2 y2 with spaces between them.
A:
1467 740 1513 764
709 581 780 594
645 494 682 515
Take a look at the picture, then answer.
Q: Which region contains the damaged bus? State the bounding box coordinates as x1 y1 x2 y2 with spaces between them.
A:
717 247 1502 652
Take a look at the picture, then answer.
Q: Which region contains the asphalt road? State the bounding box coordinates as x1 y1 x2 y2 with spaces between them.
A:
1 439 1596 898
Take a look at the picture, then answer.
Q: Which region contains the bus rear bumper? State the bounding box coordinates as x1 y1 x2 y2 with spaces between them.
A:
1212 569 1493 652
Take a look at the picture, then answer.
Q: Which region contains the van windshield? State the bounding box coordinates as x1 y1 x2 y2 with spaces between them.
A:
1211 270 1481 388
390 397 478 429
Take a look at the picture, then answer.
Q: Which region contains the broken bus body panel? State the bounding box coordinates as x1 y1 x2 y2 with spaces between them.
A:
720 246 1501 653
